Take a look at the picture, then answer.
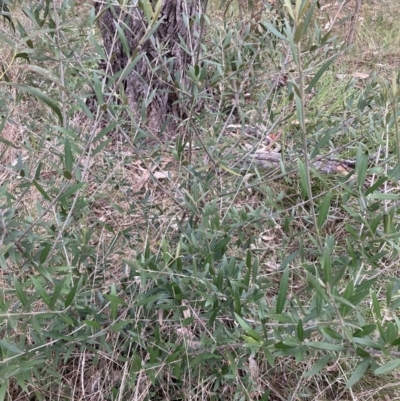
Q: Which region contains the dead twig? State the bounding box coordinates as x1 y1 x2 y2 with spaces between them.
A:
347 0 362 45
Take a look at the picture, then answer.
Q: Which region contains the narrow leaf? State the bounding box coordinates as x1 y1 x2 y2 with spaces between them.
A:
303 354 331 377
306 55 339 93
374 359 400 375
261 21 287 41
306 342 345 351
318 191 332 229
276 266 289 314
1 82 63 123
297 319 304 342
235 313 252 332
0 340 23 355
298 159 309 199
346 359 370 388
64 138 73 173
32 180 51 201
355 145 368 189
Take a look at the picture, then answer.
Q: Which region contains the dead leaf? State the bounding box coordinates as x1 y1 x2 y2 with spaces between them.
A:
291 119 310 126
183 307 191 319
261 235 275 242
249 355 259 380
176 327 201 349
352 72 369 80
153 171 170 180
326 364 339 372
132 170 150 192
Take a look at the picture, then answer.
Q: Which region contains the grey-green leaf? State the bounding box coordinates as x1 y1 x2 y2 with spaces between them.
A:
303 354 331 377
306 342 345 351
346 359 370 388
318 191 332 229
1 82 63 124
0 339 23 355
306 55 339 93
374 359 400 375
64 138 73 173
276 266 289 314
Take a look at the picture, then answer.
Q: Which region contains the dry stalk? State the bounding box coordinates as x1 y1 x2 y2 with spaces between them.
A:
347 0 362 45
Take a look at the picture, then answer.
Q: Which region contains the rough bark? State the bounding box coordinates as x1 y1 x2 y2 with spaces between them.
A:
94 0 204 139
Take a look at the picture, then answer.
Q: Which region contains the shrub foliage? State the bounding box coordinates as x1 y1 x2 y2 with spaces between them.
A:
1 0 400 399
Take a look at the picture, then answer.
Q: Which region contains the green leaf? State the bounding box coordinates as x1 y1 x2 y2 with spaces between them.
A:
296 319 304 342
346 359 370 388
307 274 329 303
21 65 64 88
311 126 338 159
13 276 28 308
234 287 241 315
318 191 332 229
85 320 101 328
31 276 51 306
365 175 388 196
280 250 299 271
0 380 8 401
294 21 304 44
92 71 104 106
356 348 371 358
261 21 287 41
105 285 127 320
306 54 339 93
225 351 238 377
74 95 94 120
235 313 252 332
276 266 289 314
32 180 51 201
374 359 400 375
242 335 263 346
63 170 72 180
352 337 382 350
322 327 343 340
92 137 113 156
348 289 370 309
0 136 20 149
298 159 309 199
49 276 69 309
0 239 13 254
65 282 78 307
243 250 251 288
332 294 355 309
355 145 368 190
322 238 333 284
114 20 131 58
64 138 73 173
368 192 400 200
303 354 331 377
139 0 154 23
339 280 354 317
1 82 63 124
306 342 345 351
386 322 398 345
1 2 14 31
0 339 23 355
39 242 51 264
371 291 382 320
36 265 54 283
300 0 315 28
283 0 295 19
58 183 85 200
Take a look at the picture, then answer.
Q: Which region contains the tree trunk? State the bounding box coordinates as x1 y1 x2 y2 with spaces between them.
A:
94 0 205 139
